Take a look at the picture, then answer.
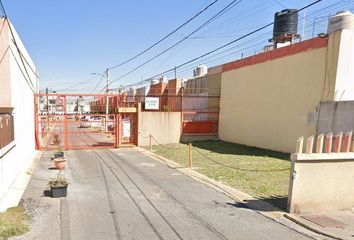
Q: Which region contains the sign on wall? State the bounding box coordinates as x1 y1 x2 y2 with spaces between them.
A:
122 120 131 138
145 97 159 110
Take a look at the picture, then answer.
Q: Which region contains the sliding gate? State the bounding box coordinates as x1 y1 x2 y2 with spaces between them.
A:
34 93 136 151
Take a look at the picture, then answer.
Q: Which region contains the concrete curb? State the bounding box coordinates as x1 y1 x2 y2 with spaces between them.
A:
136 148 283 214
136 147 335 240
284 214 344 240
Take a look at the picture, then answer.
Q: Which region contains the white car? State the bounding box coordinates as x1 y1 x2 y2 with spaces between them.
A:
79 116 91 128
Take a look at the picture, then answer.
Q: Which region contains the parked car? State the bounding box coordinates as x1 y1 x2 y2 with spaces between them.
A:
79 116 91 128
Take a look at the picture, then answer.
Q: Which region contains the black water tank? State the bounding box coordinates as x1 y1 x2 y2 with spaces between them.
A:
273 9 298 39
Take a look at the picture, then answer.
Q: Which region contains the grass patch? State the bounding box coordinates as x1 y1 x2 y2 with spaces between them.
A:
0 207 29 239
149 140 291 210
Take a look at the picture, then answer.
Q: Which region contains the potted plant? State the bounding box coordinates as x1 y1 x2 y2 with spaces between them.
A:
53 157 66 170
53 134 61 145
54 147 64 158
49 171 69 198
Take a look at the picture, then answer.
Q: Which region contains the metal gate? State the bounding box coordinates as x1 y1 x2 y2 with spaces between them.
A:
34 93 137 151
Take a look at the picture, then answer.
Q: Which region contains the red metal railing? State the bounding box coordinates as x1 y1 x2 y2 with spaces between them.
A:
34 94 120 150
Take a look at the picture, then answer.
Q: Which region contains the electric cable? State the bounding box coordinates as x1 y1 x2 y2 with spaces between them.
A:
119 0 324 89
55 75 100 92
91 73 106 93
108 0 220 71
104 0 244 91
0 0 37 91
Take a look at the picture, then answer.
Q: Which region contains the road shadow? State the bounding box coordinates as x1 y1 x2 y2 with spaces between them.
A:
189 140 290 161
93 142 114 147
43 190 51 197
227 196 288 212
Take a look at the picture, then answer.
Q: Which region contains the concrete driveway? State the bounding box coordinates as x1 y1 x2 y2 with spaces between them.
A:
15 148 316 240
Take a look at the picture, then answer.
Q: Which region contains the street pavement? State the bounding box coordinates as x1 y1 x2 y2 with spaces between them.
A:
14 148 317 240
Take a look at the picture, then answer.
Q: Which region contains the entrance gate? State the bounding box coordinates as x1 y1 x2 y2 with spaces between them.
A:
34 93 137 151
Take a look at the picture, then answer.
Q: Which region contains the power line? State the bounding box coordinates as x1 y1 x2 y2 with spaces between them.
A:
9 46 36 93
105 0 244 91
179 0 354 76
0 0 38 92
91 73 106 93
272 0 287 9
122 0 323 88
55 75 100 92
108 0 219 71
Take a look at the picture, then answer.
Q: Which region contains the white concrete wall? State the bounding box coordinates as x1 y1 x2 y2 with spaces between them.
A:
333 29 354 100
0 19 39 211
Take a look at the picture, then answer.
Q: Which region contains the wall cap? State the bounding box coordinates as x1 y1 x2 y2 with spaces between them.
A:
291 152 354 161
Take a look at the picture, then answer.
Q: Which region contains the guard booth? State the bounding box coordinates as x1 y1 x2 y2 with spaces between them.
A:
34 93 138 151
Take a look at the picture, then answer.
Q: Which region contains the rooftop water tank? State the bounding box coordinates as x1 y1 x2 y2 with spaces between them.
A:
159 75 168 83
193 65 208 77
273 9 299 42
328 11 354 34
151 79 159 85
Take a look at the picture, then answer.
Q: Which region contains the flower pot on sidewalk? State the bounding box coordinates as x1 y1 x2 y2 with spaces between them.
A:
53 158 66 170
49 172 69 198
54 151 64 158
50 186 68 198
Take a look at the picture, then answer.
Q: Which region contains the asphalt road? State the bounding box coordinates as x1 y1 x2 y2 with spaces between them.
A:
44 118 115 150
17 148 314 240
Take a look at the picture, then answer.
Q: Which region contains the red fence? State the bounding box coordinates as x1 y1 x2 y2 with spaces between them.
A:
34 94 120 150
34 93 220 150
137 94 220 136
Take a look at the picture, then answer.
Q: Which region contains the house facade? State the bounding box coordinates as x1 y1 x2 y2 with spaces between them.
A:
0 17 39 211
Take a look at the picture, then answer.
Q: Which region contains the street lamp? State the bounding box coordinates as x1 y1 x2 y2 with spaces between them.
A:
91 68 110 131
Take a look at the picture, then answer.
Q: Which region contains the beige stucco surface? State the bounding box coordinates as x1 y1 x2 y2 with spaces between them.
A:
288 153 354 213
219 47 328 153
0 18 11 107
138 111 181 146
0 18 39 211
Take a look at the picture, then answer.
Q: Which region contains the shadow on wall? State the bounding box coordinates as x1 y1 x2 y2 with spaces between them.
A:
227 196 288 212
191 140 290 161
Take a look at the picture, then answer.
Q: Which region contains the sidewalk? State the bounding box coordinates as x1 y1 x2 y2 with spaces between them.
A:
286 210 354 240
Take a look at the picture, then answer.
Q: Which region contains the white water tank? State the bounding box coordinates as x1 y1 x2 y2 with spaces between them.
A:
328 10 354 34
159 75 168 83
129 87 136 94
151 79 159 85
193 65 208 77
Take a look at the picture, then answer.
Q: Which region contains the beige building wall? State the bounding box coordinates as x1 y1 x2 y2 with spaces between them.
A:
219 29 354 153
288 153 354 213
219 44 328 153
138 111 181 146
0 17 11 107
0 18 39 211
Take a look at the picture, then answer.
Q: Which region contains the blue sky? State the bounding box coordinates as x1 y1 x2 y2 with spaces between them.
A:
3 0 354 92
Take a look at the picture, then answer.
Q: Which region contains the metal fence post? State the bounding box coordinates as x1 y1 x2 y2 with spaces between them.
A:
189 143 192 168
149 134 152 151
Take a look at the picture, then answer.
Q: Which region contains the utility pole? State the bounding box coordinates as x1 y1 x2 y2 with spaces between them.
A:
105 68 110 131
46 87 49 131
46 87 49 113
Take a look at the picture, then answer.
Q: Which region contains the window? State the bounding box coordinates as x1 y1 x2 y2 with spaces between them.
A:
0 108 14 150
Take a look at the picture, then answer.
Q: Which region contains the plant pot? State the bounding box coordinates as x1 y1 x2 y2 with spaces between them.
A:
50 186 67 198
54 158 66 170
